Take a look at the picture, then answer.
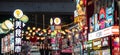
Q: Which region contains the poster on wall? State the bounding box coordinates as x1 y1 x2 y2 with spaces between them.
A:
94 14 99 31
106 4 114 27
89 15 94 32
99 8 106 29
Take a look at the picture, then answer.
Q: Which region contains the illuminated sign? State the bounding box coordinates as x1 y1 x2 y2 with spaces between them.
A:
14 20 22 53
54 17 61 25
14 9 23 19
93 39 101 50
99 8 106 29
88 26 119 40
106 7 114 27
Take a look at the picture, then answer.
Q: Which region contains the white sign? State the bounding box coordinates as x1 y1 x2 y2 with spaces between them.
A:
14 9 23 19
88 26 119 40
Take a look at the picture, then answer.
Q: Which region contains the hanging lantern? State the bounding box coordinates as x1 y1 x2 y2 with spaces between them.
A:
54 17 61 25
20 15 29 23
32 27 36 30
37 28 41 31
27 27 30 30
13 9 23 19
4 20 14 29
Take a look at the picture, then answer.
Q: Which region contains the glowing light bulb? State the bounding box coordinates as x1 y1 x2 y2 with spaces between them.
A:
32 27 36 30
27 27 30 30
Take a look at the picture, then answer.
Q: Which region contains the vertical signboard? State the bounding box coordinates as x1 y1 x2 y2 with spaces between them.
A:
14 20 22 53
13 9 23 54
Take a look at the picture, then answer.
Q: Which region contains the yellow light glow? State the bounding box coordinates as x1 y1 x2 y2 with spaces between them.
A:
32 32 36 36
41 37 45 40
29 30 32 33
27 27 30 30
37 37 40 40
26 37 30 40
38 28 41 31
28 33 31 36
68 35 71 38
75 34 79 38
43 29 46 33
32 27 36 30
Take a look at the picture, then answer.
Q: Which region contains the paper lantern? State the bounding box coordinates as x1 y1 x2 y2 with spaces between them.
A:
1 20 13 30
4 20 14 29
20 15 29 23
0 24 10 34
1 22 8 30
13 9 23 19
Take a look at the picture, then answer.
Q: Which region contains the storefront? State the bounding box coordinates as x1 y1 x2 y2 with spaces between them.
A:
88 26 119 55
92 38 102 55
86 40 93 55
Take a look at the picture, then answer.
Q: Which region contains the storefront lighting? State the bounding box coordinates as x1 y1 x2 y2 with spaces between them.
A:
32 27 36 30
32 32 35 36
29 30 32 33
68 35 71 38
115 37 119 43
37 37 40 40
37 28 41 31
28 33 31 36
35 30 38 33
41 37 45 40
27 27 30 30
61 31 66 35
75 34 79 38
43 29 46 33
25 31 28 34
97 45 101 48
26 37 30 40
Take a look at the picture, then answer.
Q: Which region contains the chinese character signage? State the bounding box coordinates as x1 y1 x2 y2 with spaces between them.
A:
14 20 22 53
